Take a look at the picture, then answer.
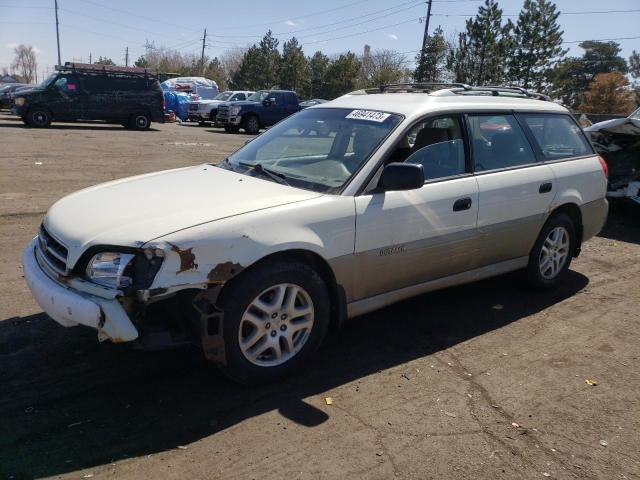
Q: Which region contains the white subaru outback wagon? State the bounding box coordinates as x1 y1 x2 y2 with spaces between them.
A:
23 83 608 384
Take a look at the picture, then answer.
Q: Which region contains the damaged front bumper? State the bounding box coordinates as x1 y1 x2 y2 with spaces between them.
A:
22 238 139 343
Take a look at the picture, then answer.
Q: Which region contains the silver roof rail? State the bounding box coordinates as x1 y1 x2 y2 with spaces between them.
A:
364 82 472 94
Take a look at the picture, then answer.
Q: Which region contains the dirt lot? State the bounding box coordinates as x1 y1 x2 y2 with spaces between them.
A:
1 112 639 480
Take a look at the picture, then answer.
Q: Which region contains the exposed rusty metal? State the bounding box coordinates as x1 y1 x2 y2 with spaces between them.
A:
192 286 226 364
168 242 198 274
207 261 243 285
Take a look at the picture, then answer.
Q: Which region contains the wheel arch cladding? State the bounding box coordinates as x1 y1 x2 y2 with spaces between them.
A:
549 203 583 255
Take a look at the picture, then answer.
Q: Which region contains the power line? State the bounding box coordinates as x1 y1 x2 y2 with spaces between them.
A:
294 2 426 40
304 15 426 45
273 0 424 36
431 8 640 17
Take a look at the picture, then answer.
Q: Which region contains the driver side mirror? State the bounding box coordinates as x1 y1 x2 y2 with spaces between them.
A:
263 98 275 107
378 163 424 191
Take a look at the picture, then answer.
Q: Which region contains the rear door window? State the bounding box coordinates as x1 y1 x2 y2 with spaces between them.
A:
467 114 537 171
519 113 594 160
284 92 297 105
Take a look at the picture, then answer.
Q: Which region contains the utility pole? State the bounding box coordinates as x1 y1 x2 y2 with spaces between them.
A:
125 47 129 67
89 52 92 64
54 0 61 66
200 28 207 75
419 0 433 71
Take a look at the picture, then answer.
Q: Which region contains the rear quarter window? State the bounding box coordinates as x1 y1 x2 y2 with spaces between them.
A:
520 113 594 160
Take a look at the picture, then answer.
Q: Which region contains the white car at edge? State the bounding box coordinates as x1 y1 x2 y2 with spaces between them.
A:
23 83 608 384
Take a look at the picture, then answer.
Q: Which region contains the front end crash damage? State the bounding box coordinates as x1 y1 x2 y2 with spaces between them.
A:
118 242 245 358
24 236 244 358
586 116 640 205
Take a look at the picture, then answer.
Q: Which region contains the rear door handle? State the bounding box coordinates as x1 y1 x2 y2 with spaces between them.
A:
539 182 553 194
453 197 472 212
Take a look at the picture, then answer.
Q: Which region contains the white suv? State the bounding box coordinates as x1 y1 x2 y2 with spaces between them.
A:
23 84 608 384
187 90 254 124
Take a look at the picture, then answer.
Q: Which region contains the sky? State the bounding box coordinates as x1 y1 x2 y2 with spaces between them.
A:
1 0 639 82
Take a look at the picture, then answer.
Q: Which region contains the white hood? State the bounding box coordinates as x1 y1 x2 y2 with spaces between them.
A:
44 165 321 265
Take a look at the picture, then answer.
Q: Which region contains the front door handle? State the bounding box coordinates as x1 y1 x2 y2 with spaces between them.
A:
453 197 472 212
539 182 553 194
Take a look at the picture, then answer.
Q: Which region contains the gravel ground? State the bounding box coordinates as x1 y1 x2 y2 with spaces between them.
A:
0 112 639 480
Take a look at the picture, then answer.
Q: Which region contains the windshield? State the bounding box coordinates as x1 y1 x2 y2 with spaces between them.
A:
215 91 233 101
248 91 269 102
40 73 57 88
630 108 640 120
222 108 402 193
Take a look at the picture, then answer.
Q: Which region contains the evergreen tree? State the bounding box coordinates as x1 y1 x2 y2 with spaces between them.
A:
507 0 566 91
447 0 513 85
231 31 281 89
280 37 308 92
414 26 448 82
324 52 361 99
258 30 281 89
629 50 640 79
134 56 149 68
231 46 262 89
94 56 115 66
307 51 330 98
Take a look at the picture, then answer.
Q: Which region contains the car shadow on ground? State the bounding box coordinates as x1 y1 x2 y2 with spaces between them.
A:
0 122 160 132
598 200 640 245
0 269 588 479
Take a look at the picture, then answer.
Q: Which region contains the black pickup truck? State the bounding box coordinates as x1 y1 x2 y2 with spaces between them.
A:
216 90 300 134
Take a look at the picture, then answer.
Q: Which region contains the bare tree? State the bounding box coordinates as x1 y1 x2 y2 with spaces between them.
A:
360 49 412 87
11 44 38 83
220 46 248 85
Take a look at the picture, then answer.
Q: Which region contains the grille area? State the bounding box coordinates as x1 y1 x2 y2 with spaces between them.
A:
217 105 229 120
37 225 69 275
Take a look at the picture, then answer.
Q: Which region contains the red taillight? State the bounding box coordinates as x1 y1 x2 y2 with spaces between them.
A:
598 155 608 179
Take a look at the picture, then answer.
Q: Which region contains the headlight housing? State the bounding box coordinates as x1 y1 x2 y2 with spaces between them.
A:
14 97 25 106
229 105 241 116
85 252 136 289
83 248 164 290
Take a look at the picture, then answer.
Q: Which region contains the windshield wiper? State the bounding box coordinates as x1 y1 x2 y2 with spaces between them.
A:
238 162 290 186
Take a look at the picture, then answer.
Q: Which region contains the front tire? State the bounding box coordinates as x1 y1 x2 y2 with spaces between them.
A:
128 112 151 130
242 115 260 135
217 261 330 384
26 107 52 128
525 213 576 288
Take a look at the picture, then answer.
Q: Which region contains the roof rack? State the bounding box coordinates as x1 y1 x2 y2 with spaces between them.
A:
364 82 472 94
55 62 157 77
451 85 551 101
363 82 550 101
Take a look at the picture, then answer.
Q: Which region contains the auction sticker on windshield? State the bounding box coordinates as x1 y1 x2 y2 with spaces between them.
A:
346 110 391 122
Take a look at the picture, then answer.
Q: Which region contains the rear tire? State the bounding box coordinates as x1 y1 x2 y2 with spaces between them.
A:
128 112 151 130
25 107 52 128
525 212 576 288
242 115 260 135
216 260 330 385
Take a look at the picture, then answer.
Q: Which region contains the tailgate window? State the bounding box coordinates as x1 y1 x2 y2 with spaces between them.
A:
520 113 594 160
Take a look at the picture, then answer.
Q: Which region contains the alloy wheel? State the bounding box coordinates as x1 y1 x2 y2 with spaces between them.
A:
538 226 570 279
238 283 314 367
